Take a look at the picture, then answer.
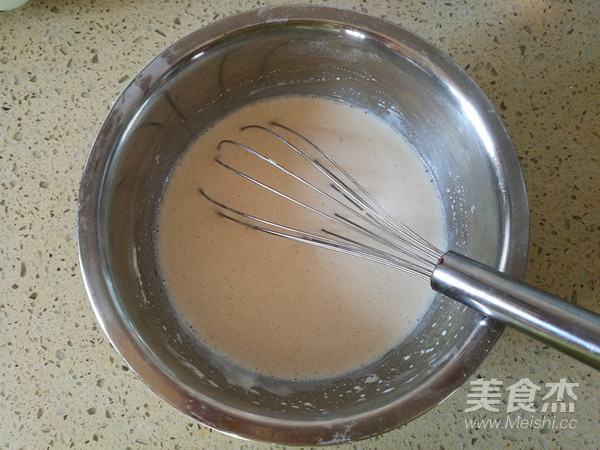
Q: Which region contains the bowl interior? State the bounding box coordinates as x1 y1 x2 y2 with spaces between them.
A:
81 7 528 445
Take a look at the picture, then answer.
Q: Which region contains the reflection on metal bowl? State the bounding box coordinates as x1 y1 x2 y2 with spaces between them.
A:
77 5 529 445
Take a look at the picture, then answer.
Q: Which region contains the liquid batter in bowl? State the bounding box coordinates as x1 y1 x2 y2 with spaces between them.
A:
157 96 447 380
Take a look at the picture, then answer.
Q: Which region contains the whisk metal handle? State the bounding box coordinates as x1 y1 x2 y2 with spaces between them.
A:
431 251 600 369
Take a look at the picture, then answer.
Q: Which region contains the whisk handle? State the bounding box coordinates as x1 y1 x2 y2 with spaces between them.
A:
431 251 600 370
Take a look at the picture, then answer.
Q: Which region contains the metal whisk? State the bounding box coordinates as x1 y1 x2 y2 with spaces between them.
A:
200 122 600 369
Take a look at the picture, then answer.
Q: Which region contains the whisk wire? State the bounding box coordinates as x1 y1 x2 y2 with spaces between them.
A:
199 189 432 279
269 122 443 260
206 123 444 278
213 154 434 275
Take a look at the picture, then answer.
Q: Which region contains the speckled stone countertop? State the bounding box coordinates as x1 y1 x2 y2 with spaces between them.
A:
1 1 598 448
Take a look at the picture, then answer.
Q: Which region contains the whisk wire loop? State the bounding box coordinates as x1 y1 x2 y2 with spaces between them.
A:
199 189 432 279
205 123 443 278
269 122 443 260
208 158 436 277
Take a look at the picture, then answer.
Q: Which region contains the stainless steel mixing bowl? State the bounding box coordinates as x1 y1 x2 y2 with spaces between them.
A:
77 5 529 445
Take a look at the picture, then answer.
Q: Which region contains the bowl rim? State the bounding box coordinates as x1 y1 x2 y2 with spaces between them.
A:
77 4 529 445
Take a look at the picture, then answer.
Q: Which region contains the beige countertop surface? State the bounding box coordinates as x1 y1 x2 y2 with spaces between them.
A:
1 1 598 448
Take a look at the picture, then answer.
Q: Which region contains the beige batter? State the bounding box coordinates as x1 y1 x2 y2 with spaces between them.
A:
157 96 446 380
